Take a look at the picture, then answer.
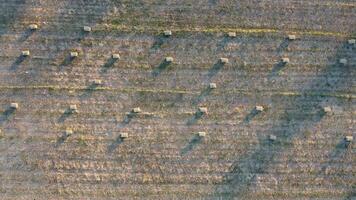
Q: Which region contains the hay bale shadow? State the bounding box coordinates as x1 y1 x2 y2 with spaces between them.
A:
107 136 124 153
276 38 290 52
269 61 287 77
216 37 230 52
122 112 137 124
79 83 99 99
55 133 70 147
0 107 16 125
60 54 76 68
181 135 202 155
208 61 224 79
101 57 117 73
243 108 261 123
18 29 35 43
10 55 26 71
193 87 213 105
151 35 167 49
57 109 74 123
186 111 204 125
152 60 171 77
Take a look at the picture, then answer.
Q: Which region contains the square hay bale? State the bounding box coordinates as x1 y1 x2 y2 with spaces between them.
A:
29 24 38 30
269 134 277 141
112 53 120 59
10 103 19 109
209 83 217 89
198 107 208 114
83 26 92 32
93 79 102 85
345 136 353 142
165 57 174 62
197 131 206 137
287 35 296 40
70 51 78 58
65 129 73 136
281 57 290 63
120 132 129 139
227 32 236 37
348 39 355 44
69 104 77 111
132 107 142 113
164 30 172 36
22 50 30 56
220 57 229 64
323 106 332 114
255 105 264 112
339 58 347 65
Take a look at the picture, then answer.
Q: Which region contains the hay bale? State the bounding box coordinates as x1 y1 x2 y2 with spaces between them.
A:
198 107 208 114
69 105 77 112
120 132 129 139
83 26 91 32
29 24 38 30
281 57 290 63
70 51 78 58
22 50 30 56
112 53 120 59
165 57 174 62
93 79 102 85
10 103 19 109
255 105 264 112
345 136 353 142
164 30 172 36
287 35 296 40
220 57 229 64
65 129 73 136
197 132 206 137
227 32 236 37
339 58 347 65
323 106 332 114
132 107 142 113
209 83 217 89
269 134 277 141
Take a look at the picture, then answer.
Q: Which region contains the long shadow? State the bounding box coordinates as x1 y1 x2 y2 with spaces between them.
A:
211 39 354 199
107 136 124 153
18 29 35 43
186 111 204 126
216 37 230 52
152 60 170 77
55 133 71 147
181 135 202 155
319 139 351 173
208 61 224 79
151 35 168 49
10 55 26 71
192 87 213 105
243 108 262 123
276 38 290 53
79 83 100 99
117 112 138 129
57 109 75 123
60 54 76 68
100 57 117 73
0 107 16 125
317 138 354 199
269 60 287 77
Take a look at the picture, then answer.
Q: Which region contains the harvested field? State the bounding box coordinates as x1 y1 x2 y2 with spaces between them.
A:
0 0 355 199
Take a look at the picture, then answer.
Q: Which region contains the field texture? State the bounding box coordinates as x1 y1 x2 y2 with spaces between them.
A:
0 0 355 199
